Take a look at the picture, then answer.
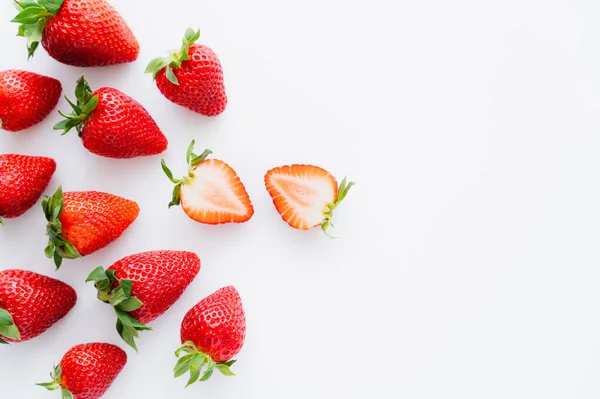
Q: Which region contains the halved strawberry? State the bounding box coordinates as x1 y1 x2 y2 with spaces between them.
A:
264 164 355 234
161 140 254 225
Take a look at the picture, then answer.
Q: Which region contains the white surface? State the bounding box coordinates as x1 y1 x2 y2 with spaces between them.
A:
1 0 600 398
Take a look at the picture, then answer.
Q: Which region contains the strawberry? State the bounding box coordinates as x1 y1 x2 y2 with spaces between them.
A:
0 269 76 344
174 286 246 387
37 342 127 399
161 140 254 225
11 0 139 66
145 28 227 116
54 76 168 159
42 186 140 269
264 164 355 234
85 250 201 351
0 154 56 225
0 69 61 132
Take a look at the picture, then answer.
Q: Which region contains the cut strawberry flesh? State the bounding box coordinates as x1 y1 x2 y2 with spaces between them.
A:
181 159 254 224
265 165 338 230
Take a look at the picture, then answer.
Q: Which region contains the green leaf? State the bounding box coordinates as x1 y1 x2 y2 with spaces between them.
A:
119 279 133 298
0 309 14 327
115 308 152 330
165 66 179 85
185 139 196 164
74 75 93 104
23 18 44 47
85 266 108 283
173 354 194 377
35 381 61 390
199 360 214 382
175 341 196 357
116 297 143 312
53 251 63 269
40 0 64 15
221 359 237 367
81 95 98 114
0 337 8 344
109 286 128 306
61 389 73 399
190 353 207 373
161 159 179 184
190 149 213 167
53 119 69 131
11 6 48 24
0 323 21 341
169 184 182 208
117 319 139 352
216 363 235 376
186 368 201 387
44 242 54 258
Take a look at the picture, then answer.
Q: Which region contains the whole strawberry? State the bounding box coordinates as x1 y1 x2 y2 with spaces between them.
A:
0 154 56 224
0 269 76 344
42 186 140 269
54 76 168 159
146 28 227 116
174 286 246 387
37 342 127 399
85 250 201 350
162 140 254 225
0 69 61 132
11 0 139 66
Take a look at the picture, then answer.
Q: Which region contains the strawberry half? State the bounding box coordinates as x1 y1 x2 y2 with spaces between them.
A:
0 69 62 132
0 154 56 225
145 28 227 116
174 286 246 387
85 250 201 351
42 186 140 269
37 342 127 399
264 164 355 234
0 269 76 344
11 0 139 66
162 140 254 225
54 76 168 159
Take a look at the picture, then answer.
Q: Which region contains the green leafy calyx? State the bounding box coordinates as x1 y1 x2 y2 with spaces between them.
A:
42 185 81 270
144 27 201 85
86 266 151 351
0 308 20 344
11 0 64 59
173 341 237 387
321 177 356 237
161 139 212 209
53 75 99 136
36 364 73 399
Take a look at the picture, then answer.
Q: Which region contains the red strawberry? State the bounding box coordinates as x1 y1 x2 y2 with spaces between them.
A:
0 69 61 132
42 186 140 269
0 269 76 344
11 0 139 66
174 286 246 386
145 28 227 116
37 342 127 399
162 140 254 225
85 250 201 350
0 154 56 224
54 76 168 159
264 164 355 234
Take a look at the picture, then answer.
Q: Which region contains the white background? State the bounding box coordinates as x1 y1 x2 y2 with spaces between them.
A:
1 0 599 397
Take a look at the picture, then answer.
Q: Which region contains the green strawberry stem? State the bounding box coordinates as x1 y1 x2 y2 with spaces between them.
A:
53 75 99 136
320 177 356 237
86 266 152 352
41 185 81 270
36 364 74 399
145 27 201 85
11 0 65 59
0 308 20 344
161 139 212 209
173 341 237 387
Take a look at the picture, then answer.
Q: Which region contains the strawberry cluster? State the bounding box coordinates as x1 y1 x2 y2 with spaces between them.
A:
0 0 355 398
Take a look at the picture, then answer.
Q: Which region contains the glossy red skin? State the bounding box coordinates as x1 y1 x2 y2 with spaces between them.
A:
0 154 56 219
41 0 139 67
59 343 127 399
180 286 246 362
156 44 227 116
81 87 168 158
0 70 61 131
0 269 76 343
107 250 201 324
59 191 139 256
